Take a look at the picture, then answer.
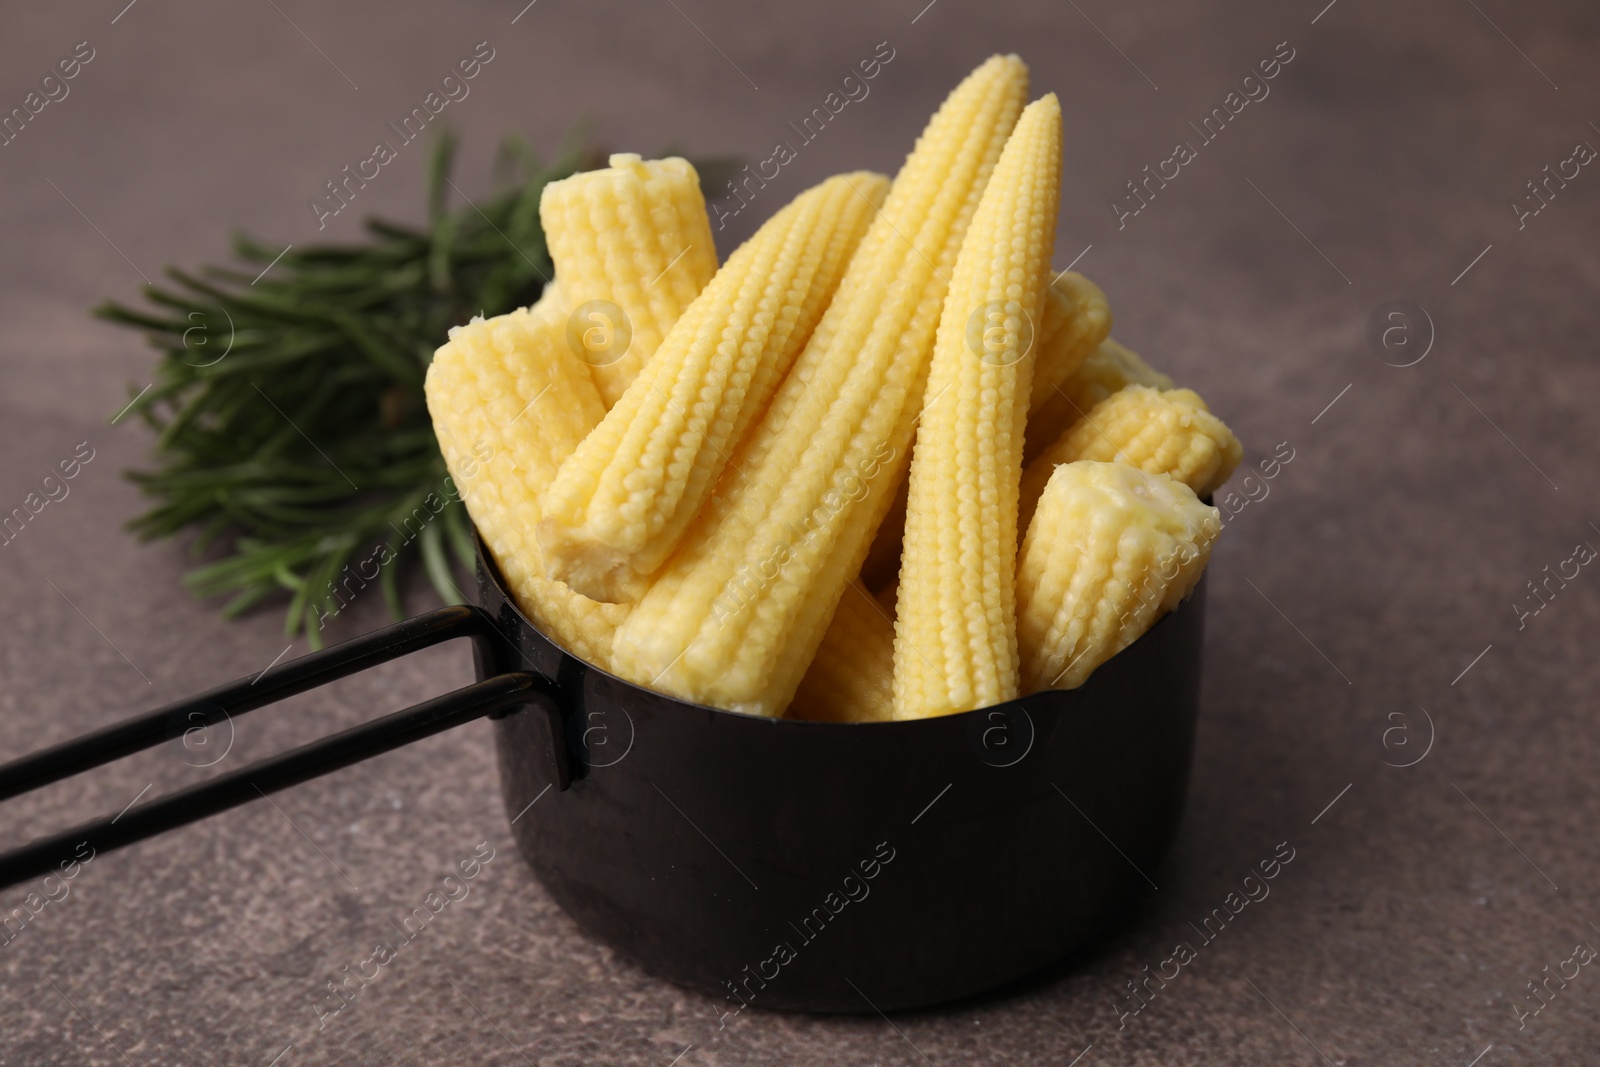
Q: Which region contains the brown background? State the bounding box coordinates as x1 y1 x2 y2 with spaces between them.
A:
2 0 1598 1064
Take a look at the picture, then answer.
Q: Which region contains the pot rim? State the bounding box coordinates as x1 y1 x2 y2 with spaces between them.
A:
478 538 1200 730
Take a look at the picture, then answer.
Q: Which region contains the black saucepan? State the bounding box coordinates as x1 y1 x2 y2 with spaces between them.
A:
0 536 1204 1013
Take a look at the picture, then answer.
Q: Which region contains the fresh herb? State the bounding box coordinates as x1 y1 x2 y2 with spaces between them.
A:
96 130 618 647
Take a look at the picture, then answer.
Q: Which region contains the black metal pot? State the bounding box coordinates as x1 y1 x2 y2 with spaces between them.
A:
0 539 1204 1014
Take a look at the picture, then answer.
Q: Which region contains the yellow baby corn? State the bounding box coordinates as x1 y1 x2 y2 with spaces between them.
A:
1028 271 1111 415
538 172 890 603
893 93 1062 720
540 153 718 406
609 54 1030 716
788 580 896 723
1019 384 1241 532
424 308 627 666
1017 461 1218 692
1024 338 1173 463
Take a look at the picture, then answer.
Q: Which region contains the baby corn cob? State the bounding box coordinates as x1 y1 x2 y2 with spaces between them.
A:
1019 384 1242 532
540 153 718 406
609 55 1030 716
538 172 890 603
788 580 896 722
1028 271 1111 415
1017 461 1218 692
893 93 1062 720
424 307 627 666
1024 338 1174 463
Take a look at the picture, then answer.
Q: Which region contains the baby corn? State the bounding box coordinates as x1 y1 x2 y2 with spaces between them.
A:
609 55 1030 716
424 308 627 666
893 93 1062 719
1017 461 1218 692
540 153 718 406
538 172 889 603
1019 384 1241 532
788 580 896 723
1024 337 1174 463
1029 271 1111 415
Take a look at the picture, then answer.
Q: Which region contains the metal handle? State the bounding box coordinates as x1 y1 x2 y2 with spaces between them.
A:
0 605 558 890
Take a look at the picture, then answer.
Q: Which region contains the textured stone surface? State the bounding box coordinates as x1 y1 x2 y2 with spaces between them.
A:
2 0 1598 1063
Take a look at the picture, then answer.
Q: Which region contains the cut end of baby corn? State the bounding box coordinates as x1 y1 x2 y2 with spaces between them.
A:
1017 461 1219 692
893 92 1062 720
540 154 718 407
425 308 627 667
1029 271 1111 415
537 171 890 603
1019 384 1242 532
788 580 897 722
1025 337 1173 464
609 54 1030 716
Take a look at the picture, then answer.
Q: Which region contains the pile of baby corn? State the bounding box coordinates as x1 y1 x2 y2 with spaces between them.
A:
425 55 1242 722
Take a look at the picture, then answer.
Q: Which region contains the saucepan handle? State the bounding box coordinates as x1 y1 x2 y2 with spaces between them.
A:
0 605 561 890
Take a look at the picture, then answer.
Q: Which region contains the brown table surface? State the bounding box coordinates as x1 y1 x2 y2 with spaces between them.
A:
3 1 1598 1063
